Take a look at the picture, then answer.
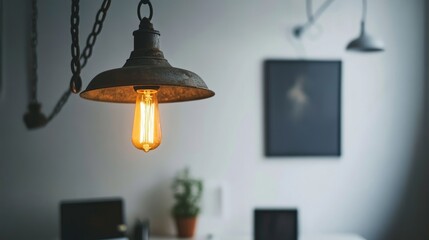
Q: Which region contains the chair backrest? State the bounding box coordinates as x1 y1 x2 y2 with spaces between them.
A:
60 198 126 240
254 209 298 240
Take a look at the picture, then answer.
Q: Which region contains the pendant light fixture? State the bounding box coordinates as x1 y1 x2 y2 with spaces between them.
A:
80 0 215 152
345 0 384 52
293 0 385 53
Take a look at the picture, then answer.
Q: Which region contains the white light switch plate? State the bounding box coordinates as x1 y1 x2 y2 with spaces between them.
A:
201 181 225 217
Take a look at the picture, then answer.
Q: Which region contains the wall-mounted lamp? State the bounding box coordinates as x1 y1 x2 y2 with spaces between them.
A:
24 0 214 152
293 0 385 53
345 0 384 52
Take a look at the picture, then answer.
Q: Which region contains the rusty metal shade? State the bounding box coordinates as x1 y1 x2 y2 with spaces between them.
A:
80 18 214 103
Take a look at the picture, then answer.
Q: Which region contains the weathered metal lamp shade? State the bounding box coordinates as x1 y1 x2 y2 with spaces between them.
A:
80 18 215 103
346 22 384 52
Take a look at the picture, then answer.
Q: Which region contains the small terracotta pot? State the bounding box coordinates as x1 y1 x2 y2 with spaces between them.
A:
175 216 197 238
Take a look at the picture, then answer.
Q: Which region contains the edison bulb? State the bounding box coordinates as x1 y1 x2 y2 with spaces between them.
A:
132 89 162 152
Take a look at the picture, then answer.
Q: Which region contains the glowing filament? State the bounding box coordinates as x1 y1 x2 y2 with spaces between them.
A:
132 89 161 152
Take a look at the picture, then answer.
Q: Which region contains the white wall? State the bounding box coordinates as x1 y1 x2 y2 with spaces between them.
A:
0 0 427 239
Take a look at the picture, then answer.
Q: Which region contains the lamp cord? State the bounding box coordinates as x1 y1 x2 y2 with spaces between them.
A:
361 0 367 22
26 0 111 128
297 0 367 37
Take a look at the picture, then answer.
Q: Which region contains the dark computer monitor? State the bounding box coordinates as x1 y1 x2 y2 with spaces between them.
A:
254 209 298 240
60 198 125 240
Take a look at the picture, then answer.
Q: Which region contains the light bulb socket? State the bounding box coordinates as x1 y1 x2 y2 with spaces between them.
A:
125 18 168 68
134 86 160 92
134 18 160 52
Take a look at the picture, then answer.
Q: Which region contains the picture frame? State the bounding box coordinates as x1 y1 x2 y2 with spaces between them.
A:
264 60 342 157
0 0 3 97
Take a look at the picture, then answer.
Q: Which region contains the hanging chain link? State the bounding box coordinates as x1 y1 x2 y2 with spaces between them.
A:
70 0 82 93
69 0 111 93
138 0 153 21
80 0 111 68
30 0 38 102
47 89 71 121
27 0 112 126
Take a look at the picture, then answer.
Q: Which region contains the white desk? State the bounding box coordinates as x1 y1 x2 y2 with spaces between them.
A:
152 234 366 240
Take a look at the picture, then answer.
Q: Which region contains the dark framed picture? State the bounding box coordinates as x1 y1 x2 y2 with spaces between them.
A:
264 60 341 157
254 209 298 240
0 0 3 97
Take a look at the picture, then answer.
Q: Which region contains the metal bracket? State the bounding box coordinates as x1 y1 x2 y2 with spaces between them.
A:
293 0 336 38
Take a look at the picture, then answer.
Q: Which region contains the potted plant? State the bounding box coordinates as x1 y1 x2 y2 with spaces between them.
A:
172 168 203 238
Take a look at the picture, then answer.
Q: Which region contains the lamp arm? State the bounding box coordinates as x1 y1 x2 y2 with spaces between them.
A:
294 0 367 38
293 0 336 38
307 0 336 24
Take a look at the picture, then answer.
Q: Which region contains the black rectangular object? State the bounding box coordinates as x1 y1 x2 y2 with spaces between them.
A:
254 209 298 240
265 60 342 156
60 198 125 240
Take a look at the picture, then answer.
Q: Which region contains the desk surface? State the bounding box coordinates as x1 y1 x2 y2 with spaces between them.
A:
152 234 366 240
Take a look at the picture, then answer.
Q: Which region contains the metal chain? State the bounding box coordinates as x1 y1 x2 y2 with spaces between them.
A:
80 0 111 69
26 0 112 127
70 0 111 93
138 0 153 21
30 0 38 102
70 0 82 93
50 0 111 121
47 90 71 121
50 0 111 120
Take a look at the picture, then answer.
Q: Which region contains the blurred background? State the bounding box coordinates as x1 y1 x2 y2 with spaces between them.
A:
0 0 428 239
